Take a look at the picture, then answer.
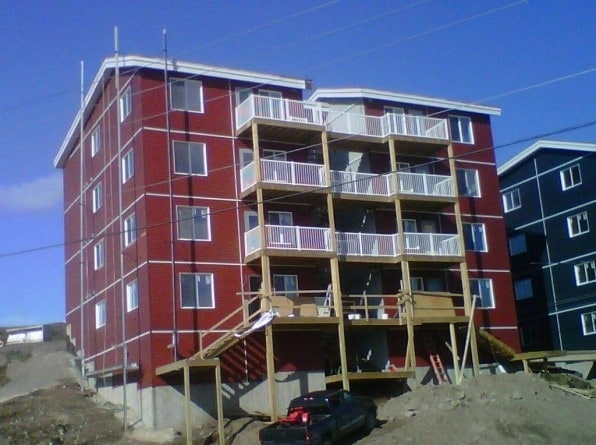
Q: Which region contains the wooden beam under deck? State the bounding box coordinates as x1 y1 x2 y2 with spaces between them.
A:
325 370 415 385
155 358 220 376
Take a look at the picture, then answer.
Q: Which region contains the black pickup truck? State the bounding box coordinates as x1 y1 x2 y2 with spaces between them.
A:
259 389 377 445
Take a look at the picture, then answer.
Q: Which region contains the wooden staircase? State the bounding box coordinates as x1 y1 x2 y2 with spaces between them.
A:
190 295 263 361
424 332 449 384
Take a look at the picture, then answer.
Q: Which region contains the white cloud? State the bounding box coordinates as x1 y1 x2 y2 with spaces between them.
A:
0 173 63 212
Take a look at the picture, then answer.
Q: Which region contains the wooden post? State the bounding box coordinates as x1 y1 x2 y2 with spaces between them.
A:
447 142 480 376
183 364 192 445
457 295 478 384
215 360 225 445
449 323 461 384
321 130 349 391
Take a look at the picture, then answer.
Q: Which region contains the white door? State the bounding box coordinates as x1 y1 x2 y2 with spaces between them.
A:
258 89 283 119
385 106 405 135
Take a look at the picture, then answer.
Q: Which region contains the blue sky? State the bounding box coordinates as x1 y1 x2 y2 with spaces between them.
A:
0 0 594 326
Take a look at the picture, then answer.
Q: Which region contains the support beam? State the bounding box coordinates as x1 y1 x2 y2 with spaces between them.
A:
321 130 349 391
449 323 461 384
215 360 225 445
447 142 480 376
183 365 192 445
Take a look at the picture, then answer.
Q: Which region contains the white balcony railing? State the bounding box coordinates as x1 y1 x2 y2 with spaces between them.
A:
261 159 326 188
331 170 393 197
240 161 257 192
396 172 454 197
236 95 325 129
244 226 261 255
383 113 449 140
403 233 461 256
266 225 332 252
336 232 398 257
236 95 450 141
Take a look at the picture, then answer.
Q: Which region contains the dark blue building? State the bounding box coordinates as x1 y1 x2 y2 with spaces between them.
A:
498 140 596 351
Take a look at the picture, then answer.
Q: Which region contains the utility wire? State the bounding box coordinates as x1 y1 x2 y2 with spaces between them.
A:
2 118 594 260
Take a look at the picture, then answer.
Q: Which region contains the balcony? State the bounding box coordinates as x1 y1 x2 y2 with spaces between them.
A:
246 227 461 260
241 158 454 201
236 95 325 130
245 225 332 257
240 159 327 193
235 95 450 143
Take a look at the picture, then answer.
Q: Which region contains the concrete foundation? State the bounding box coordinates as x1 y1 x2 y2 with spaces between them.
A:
94 370 326 430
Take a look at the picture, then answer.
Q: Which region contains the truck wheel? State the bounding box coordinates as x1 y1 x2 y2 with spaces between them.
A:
364 412 376 432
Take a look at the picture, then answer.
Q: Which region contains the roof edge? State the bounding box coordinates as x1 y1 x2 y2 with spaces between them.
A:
308 88 501 116
54 55 307 168
498 140 596 175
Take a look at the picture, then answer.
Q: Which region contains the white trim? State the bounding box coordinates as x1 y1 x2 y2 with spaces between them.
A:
121 149 134 183
180 272 215 309
173 141 208 176
126 279 139 312
55 56 306 168
548 302 596 317
567 211 590 238
502 188 521 213
479 326 519 331
560 164 582 191
148 260 245 266
467 268 511 273
498 140 596 175
123 212 137 247
510 200 596 232
145 192 239 203
308 88 501 115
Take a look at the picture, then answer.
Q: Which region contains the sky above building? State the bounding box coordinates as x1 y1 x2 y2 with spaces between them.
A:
0 0 594 326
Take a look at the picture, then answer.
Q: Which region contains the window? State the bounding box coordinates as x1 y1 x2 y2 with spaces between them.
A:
581 311 596 335
514 278 533 300
173 141 207 176
122 150 134 183
410 277 424 291
269 211 293 226
463 223 487 252
92 182 102 213
567 211 589 238
124 213 137 246
273 274 298 297
235 86 253 106
240 149 254 168
457 169 480 197
575 260 596 286
263 149 287 161
560 164 581 190
470 279 494 308
171 79 203 112
177 206 210 240
403 219 417 232
93 240 105 270
119 86 132 122
180 273 214 308
91 126 101 157
126 279 138 312
95 300 106 328
508 233 527 255
449 115 473 144
502 188 521 212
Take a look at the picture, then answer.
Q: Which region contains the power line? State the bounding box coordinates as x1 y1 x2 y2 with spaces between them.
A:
2 118 594 260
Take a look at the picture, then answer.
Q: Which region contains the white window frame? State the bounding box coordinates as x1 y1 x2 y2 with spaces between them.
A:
567 211 589 238
244 210 259 231
457 168 481 197
410 277 424 291
95 300 106 328
122 150 134 183
119 86 132 122
91 126 101 157
235 86 253 106
273 274 299 298
240 149 254 168
263 149 287 161
268 211 293 226
170 79 204 113
173 141 207 176
560 164 581 190
575 260 596 286
463 223 488 252
581 311 596 336
93 240 105 270
92 182 103 213
470 278 495 308
508 233 527 256
124 213 137 247
126 279 139 312
177 206 211 241
514 278 533 301
180 273 214 308
502 188 521 213
449 115 474 144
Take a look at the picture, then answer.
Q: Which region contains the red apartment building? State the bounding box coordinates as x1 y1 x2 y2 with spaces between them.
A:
55 55 520 430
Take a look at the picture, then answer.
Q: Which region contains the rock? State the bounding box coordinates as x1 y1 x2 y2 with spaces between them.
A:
454 390 466 400
511 390 523 400
404 409 417 418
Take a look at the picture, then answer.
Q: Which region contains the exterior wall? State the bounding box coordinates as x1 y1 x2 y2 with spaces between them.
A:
500 146 596 351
